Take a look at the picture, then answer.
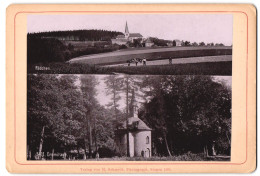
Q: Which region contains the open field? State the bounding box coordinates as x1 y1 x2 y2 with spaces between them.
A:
104 55 232 67
69 46 232 65
104 61 232 75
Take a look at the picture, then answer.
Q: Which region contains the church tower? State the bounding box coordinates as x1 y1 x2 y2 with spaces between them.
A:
125 21 130 38
129 89 138 117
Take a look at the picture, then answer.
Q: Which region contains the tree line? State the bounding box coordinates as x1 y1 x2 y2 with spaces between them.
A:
27 74 141 160
173 40 225 47
28 29 123 41
105 75 231 157
27 74 120 160
138 76 231 156
27 29 123 64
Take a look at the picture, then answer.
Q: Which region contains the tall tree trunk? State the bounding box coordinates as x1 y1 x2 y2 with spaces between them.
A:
126 77 130 157
83 139 87 160
212 143 216 156
226 132 231 146
169 134 173 154
27 145 32 160
88 121 92 158
27 145 29 160
112 82 117 121
77 147 80 159
44 151 47 160
51 149 54 160
94 115 97 152
205 145 209 157
63 150 67 160
113 92 117 121
163 133 172 157
38 126 45 159
51 148 54 160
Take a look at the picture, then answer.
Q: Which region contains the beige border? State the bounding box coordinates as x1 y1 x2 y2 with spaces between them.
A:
6 4 256 173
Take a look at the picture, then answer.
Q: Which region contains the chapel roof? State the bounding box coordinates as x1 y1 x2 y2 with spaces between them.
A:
117 116 152 131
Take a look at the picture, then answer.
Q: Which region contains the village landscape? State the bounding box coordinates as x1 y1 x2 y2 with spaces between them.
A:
28 20 232 75
27 14 232 161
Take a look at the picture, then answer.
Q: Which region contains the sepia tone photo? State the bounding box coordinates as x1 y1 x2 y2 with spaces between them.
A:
26 14 232 161
27 74 231 161
27 14 232 75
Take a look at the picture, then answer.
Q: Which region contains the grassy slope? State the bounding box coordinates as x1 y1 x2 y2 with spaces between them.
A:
69 46 232 65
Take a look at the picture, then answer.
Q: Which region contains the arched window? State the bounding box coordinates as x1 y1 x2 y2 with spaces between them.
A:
146 136 149 144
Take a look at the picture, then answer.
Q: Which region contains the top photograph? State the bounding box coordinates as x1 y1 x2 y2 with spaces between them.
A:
27 14 233 75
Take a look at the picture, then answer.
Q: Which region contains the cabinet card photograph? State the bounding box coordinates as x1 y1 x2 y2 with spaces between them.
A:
6 4 256 174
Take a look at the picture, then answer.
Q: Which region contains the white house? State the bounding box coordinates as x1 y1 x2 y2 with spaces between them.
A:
145 38 154 47
174 39 182 46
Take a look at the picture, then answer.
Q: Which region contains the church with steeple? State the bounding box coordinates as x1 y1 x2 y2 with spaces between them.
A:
112 21 143 45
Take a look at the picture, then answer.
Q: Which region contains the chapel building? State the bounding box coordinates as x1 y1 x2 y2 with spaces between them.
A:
112 21 144 45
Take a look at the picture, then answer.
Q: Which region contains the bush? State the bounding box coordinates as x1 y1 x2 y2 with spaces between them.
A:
27 36 120 65
98 147 116 158
27 37 69 64
119 45 128 49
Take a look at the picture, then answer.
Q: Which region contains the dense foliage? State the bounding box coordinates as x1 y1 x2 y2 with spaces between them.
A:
27 74 119 160
27 74 231 160
27 35 120 64
150 37 171 46
27 29 123 64
138 75 231 156
28 29 123 41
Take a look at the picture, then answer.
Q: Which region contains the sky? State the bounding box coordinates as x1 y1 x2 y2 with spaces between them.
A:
94 75 232 110
27 14 233 45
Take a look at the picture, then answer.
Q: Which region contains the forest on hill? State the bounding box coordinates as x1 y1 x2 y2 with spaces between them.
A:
28 29 123 41
27 37 120 64
27 30 122 66
27 29 124 64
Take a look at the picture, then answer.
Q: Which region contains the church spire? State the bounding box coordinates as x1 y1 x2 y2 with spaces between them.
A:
125 21 129 35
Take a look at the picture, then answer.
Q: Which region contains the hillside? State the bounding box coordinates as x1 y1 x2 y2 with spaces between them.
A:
69 46 232 65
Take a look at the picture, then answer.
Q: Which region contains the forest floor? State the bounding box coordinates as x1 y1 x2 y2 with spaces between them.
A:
71 154 230 161
94 157 230 161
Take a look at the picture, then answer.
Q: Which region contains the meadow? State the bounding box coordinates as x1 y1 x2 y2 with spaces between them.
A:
69 46 232 65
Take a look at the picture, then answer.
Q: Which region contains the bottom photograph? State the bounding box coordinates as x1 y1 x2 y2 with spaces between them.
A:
27 74 231 161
